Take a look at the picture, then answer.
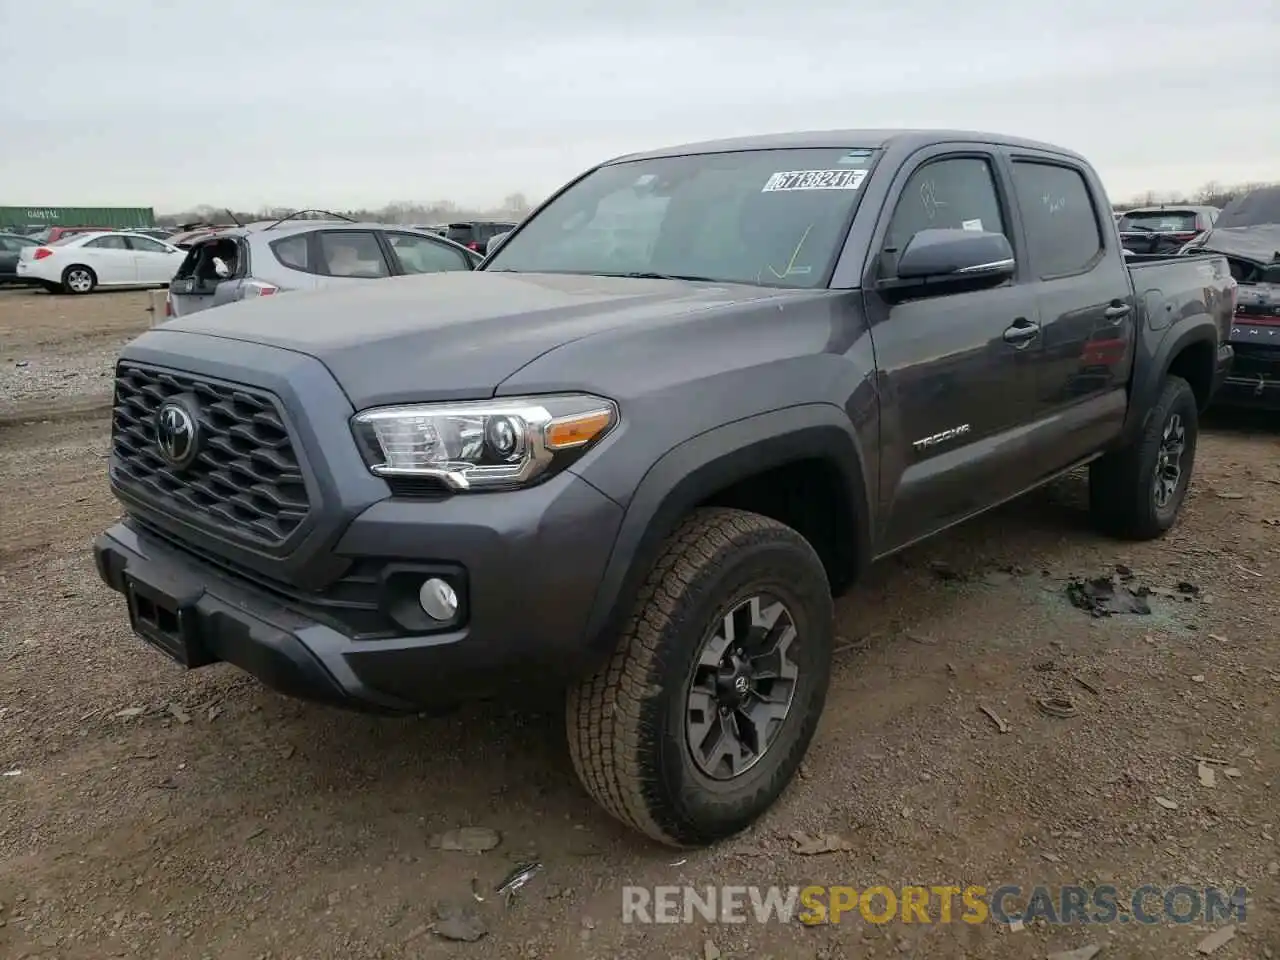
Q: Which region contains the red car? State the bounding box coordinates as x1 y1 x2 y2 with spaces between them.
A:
39 226 112 243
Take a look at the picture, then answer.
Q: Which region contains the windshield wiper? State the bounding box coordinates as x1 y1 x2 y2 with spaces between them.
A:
608 271 722 283
481 268 726 282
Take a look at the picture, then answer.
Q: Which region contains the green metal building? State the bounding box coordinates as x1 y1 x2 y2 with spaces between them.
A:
0 206 156 230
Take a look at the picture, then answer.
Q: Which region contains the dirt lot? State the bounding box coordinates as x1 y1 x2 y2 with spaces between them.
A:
1 289 1277 959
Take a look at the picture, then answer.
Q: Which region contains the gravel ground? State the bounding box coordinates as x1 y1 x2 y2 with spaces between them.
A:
0 288 153 421
0 292 1277 959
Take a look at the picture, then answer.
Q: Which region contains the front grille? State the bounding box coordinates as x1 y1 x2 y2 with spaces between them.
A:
111 362 312 547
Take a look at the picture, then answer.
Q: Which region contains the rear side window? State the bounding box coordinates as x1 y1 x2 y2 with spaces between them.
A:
1011 161 1104 278
317 231 389 278
271 234 311 271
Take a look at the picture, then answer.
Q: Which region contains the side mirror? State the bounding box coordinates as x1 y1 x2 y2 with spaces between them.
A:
487 231 510 255
882 228 1015 300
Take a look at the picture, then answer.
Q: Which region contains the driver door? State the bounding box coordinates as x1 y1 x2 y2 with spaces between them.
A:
862 149 1044 550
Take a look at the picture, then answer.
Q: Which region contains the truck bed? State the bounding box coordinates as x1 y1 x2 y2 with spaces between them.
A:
1124 252 1235 368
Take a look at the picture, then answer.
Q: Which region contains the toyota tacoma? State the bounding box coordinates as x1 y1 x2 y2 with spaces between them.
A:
95 129 1236 848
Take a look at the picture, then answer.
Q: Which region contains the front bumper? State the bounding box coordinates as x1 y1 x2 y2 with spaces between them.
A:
94 470 625 713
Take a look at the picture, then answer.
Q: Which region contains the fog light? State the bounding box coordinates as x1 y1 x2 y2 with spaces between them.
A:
418 577 458 621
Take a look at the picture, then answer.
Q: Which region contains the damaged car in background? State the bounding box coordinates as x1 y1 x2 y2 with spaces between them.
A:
1180 186 1280 409
164 212 482 319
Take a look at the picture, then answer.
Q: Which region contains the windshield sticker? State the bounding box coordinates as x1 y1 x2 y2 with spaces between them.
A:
836 150 873 165
762 169 867 193
633 174 656 188
961 218 984 232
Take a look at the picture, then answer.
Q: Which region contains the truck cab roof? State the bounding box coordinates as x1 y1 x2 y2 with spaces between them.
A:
609 128 1087 164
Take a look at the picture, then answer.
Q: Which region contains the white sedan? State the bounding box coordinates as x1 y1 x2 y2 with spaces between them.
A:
17 231 187 295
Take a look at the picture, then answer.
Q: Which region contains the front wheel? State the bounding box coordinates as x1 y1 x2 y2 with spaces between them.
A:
567 507 834 847
1089 374 1199 540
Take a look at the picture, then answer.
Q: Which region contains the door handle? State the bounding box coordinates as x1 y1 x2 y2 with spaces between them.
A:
1003 318 1040 345
1104 302 1132 319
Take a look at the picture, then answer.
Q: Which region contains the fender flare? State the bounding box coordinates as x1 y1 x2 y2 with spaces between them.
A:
580 403 873 661
1122 318 1218 442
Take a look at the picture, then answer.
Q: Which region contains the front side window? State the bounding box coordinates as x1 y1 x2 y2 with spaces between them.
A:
1011 161 1104 278
484 147 879 288
884 156 1008 253
385 233 472 274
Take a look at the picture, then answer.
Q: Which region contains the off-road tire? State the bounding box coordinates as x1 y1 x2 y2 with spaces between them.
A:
61 265 97 295
567 507 834 847
1089 374 1198 540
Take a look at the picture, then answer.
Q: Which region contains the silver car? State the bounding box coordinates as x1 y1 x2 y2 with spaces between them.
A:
166 218 482 318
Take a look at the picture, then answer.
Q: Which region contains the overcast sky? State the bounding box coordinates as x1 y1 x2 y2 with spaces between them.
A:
1 0 1275 212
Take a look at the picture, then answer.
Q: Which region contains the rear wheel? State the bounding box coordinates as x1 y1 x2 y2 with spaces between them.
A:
1089 375 1199 540
567 507 833 847
61 265 96 295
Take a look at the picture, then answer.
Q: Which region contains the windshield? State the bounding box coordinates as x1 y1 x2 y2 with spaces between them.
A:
1119 211 1199 232
483 147 879 288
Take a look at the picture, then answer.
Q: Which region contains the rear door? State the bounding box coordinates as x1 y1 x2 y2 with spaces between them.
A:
79 234 136 284
1006 153 1134 463
863 147 1044 550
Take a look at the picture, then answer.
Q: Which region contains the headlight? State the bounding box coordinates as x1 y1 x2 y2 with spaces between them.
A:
351 394 618 491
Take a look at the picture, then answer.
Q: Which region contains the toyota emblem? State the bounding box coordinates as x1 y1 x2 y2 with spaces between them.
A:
155 399 199 468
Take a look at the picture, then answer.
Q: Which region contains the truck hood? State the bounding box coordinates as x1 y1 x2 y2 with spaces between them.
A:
154 271 796 407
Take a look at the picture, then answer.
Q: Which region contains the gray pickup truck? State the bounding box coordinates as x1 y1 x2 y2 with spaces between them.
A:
95 129 1235 848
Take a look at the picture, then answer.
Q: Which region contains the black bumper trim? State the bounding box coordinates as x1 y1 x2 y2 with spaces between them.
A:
1215 373 1280 410
96 523 426 713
